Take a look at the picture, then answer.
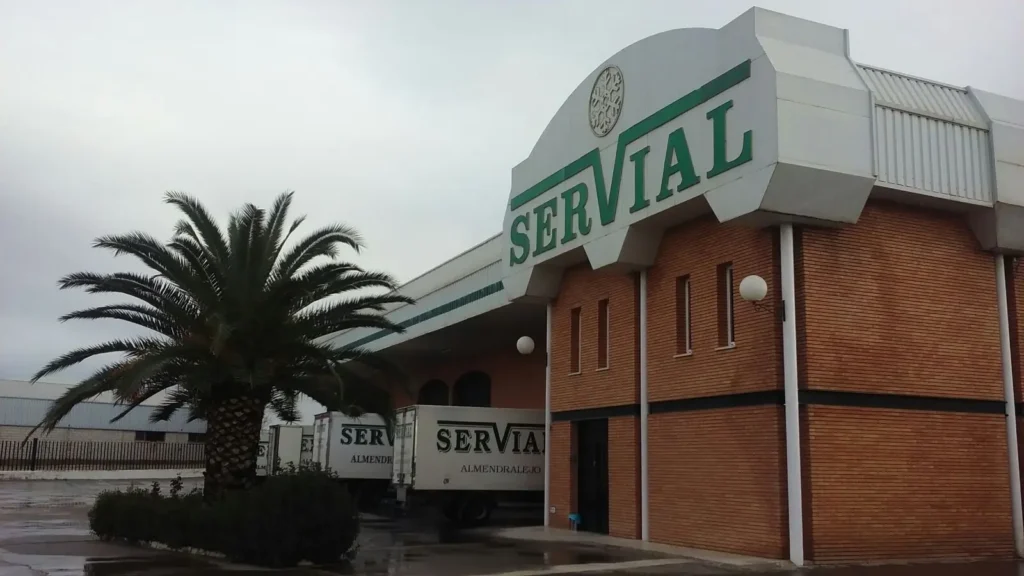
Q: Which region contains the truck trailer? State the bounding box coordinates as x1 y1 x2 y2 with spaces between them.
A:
311 411 393 507
391 405 544 525
256 429 270 477
266 424 314 474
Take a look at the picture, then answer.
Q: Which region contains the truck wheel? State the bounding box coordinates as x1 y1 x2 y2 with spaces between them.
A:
441 499 459 522
458 495 493 526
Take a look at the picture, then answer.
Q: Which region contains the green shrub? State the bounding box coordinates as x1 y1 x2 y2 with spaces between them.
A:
89 486 162 544
88 470 359 568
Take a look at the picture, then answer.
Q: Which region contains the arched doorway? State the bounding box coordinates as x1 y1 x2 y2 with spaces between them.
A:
452 371 492 408
417 379 449 405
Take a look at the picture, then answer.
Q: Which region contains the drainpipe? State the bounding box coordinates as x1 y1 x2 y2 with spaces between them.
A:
544 301 553 528
780 224 805 566
639 269 650 541
996 254 1024 556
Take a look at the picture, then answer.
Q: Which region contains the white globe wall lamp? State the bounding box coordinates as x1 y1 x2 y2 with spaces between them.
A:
739 274 778 318
516 336 536 356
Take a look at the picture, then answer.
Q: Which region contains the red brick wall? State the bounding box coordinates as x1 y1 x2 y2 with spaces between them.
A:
548 265 640 538
609 416 640 539
549 421 574 530
801 201 1012 562
548 416 640 538
648 407 787 559
807 406 1012 562
646 218 780 401
550 265 638 412
398 347 545 410
643 217 786 558
802 201 1002 400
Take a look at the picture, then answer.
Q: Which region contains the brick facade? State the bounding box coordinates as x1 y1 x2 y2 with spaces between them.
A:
548 265 640 537
644 217 786 557
403 199 1016 563
608 416 640 539
649 407 787 558
550 265 638 412
393 347 546 410
800 201 1013 562
806 406 1012 561
646 217 781 400
549 421 574 530
801 201 1002 400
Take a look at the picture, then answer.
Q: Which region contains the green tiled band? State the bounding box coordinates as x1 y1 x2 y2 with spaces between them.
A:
344 281 505 349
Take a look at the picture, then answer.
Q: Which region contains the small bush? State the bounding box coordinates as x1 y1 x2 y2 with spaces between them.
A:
88 470 359 568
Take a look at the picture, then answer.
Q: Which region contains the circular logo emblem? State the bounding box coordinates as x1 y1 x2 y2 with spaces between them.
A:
589 66 624 138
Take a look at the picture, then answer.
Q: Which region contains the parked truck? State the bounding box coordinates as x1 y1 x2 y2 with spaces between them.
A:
266 424 314 474
311 412 393 508
391 405 545 525
256 429 270 477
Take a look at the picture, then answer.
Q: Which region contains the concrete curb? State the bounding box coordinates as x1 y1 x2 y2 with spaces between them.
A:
479 526 791 569
0 469 204 481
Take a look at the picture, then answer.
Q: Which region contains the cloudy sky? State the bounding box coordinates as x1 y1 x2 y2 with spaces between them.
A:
1 0 1022 420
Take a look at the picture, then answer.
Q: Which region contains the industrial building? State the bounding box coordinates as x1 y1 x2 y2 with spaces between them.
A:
330 7 1024 566
0 379 206 443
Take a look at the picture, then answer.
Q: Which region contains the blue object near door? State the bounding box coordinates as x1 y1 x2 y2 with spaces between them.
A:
568 513 581 531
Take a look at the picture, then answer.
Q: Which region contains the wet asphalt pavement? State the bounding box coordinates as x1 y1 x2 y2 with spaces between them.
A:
0 479 697 576
1 480 1023 575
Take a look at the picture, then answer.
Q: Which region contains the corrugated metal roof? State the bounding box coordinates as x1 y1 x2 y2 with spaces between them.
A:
0 396 205 433
857 65 986 127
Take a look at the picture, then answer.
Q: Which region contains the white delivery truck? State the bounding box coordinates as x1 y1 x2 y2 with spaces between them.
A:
392 405 545 525
256 429 270 477
312 412 394 509
266 424 315 474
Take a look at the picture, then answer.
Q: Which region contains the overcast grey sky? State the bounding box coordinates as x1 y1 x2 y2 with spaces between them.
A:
1 0 1022 418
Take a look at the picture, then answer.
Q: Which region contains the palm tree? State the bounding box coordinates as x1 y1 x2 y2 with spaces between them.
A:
30 192 413 498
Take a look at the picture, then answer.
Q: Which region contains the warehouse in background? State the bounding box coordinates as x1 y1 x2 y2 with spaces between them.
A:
0 379 206 443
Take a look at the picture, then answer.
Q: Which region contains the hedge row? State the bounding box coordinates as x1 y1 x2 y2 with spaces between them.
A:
88 469 359 567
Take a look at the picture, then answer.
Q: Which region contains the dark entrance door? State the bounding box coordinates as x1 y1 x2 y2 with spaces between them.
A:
575 418 609 535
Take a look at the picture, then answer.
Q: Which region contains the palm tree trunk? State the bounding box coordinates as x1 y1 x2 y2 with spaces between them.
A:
203 395 265 500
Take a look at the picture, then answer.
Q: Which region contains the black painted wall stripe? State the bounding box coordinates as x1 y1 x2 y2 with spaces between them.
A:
551 390 1007 422
551 404 639 422
803 390 1004 415
649 390 783 415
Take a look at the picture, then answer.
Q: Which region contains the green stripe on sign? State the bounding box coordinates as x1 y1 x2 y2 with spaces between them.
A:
509 59 752 212
343 280 505 350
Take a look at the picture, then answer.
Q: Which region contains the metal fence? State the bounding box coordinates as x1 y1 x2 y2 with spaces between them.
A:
0 439 205 471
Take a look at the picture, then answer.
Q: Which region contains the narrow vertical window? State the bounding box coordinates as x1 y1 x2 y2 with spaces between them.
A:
675 276 691 355
597 299 610 369
717 263 735 347
570 307 582 373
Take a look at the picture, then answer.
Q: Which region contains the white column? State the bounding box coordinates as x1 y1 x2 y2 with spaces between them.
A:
780 224 805 566
544 301 553 528
996 254 1024 556
639 270 650 541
